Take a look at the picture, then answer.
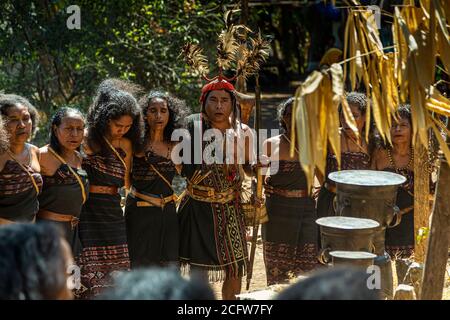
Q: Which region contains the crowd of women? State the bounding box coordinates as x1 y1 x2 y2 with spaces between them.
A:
0 76 427 299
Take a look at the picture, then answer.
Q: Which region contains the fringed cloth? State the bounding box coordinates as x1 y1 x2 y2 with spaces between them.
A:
77 148 130 299
178 164 248 282
262 160 319 285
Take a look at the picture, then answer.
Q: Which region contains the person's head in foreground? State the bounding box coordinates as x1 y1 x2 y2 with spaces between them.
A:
0 223 74 300
276 266 381 300
100 267 216 300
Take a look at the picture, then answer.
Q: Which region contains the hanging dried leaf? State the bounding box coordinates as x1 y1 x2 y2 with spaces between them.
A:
331 63 358 136
434 0 450 71
324 76 341 169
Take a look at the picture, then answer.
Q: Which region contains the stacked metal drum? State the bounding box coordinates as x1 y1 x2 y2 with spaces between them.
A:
316 170 406 299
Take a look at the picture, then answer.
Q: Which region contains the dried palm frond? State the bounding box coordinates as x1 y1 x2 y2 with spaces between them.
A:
236 32 270 81
180 43 210 77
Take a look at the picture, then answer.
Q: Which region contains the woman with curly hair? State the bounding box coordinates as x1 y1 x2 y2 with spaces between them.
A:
77 82 143 299
316 92 373 219
125 90 190 268
0 94 42 224
37 107 88 258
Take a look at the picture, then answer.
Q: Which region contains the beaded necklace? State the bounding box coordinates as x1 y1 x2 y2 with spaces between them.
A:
387 146 414 173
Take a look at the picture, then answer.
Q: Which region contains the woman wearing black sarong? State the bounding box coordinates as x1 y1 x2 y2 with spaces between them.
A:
125 91 189 268
37 107 88 258
262 97 319 285
77 82 143 299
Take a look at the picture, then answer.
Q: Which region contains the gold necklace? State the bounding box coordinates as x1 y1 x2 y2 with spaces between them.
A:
387 146 414 172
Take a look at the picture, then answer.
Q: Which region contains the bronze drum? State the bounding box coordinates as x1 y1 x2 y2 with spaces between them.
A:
316 216 379 264
329 170 407 299
330 250 377 269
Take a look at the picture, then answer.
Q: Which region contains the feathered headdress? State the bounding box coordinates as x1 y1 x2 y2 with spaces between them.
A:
181 10 270 103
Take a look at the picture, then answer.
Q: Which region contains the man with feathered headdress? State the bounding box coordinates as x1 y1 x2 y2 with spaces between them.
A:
178 18 269 299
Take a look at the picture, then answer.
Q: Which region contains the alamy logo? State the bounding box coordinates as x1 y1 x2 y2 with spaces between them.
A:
366 265 381 290
170 125 280 175
66 5 81 30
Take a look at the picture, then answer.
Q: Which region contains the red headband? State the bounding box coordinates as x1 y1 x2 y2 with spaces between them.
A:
199 77 235 103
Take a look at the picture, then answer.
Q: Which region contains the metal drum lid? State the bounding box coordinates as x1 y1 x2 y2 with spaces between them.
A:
316 216 380 230
328 170 406 187
330 251 377 260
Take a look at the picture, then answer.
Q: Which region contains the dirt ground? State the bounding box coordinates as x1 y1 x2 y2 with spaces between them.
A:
210 235 450 300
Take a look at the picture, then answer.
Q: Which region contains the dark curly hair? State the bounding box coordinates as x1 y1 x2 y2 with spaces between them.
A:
0 223 68 300
345 92 368 114
0 117 9 153
49 107 85 155
277 97 294 133
97 78 144 100
86 85 143 156
0 94 40 136
340 92 378 154
139 90 190 145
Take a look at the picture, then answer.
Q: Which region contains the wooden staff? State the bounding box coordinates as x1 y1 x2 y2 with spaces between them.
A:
246 74 262 291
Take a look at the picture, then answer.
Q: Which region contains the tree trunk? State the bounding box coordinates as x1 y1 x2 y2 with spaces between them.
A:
420 160 450 300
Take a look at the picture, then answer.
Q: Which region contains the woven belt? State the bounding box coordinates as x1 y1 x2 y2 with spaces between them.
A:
37 209 80 230
89 185 119 195
0 216 14 225
187 184 236 204
265 186 309 198
130 187 176 208
324 182 337 194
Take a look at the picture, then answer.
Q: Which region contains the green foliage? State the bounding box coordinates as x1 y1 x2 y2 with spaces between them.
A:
416 227 430 245
0 0 225 145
